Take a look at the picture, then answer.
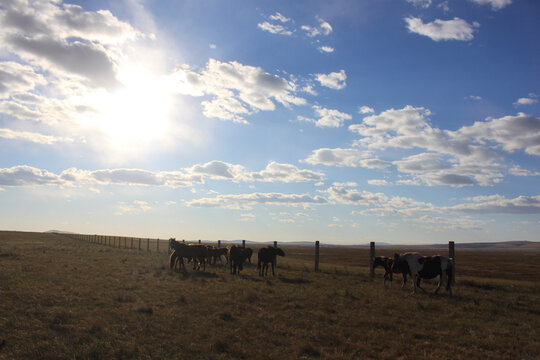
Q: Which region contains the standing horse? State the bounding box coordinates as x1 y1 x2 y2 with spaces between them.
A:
257 246 285 277
373 256 410 288
392 253 453 296
169 238 208 271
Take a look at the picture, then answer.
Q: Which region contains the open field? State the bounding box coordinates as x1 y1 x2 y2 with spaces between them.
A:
1 231 539 359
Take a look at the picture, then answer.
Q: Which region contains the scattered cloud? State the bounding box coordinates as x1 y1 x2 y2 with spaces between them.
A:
172 58 306 123
257 21 293 36
301 18 333 37
315 69 347 90
269 12 290 23
514 93 538 106
0 161 325 188
406 0 433 8
359 106 375 114
186 192 328 210
345 105 540 187
469 0 512 11
466 95 483 100
0 128 73 144
298 105 352 128
115 200 151 215
317 46 334 53
303 148 390 168
405 17 478 41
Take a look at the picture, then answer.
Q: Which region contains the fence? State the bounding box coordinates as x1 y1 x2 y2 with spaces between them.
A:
72 234 455 279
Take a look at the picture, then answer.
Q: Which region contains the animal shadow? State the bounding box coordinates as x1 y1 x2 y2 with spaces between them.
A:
278 277 311 284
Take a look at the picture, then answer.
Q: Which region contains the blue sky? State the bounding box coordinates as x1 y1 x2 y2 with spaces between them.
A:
0 0 539 244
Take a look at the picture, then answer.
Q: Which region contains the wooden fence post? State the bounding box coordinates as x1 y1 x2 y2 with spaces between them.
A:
218 240 221 248
198 239 201 244
138 238 141 251
370 242 375 278
157 238 160 252
449 241 455 284
130 237 133 249
242 240 246 249
315 241 320 272
147 238 149 252
273 241 278 268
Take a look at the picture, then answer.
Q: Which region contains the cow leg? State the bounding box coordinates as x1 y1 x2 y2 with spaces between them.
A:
435 274 443 294
401 273 407 289
416 277 426 293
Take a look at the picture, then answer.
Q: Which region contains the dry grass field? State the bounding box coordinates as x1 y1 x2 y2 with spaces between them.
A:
0 231 539 359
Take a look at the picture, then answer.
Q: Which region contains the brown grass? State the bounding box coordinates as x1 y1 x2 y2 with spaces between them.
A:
0 231 539 359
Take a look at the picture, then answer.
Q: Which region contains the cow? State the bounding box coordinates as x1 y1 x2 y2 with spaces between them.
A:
392 253 453 296
257 246 285 277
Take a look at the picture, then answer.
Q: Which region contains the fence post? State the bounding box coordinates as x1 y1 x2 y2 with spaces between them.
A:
198 239 201 244
449 241 455 285
131 237 133 249
218 240 221 248
138 238 141 251
242 240 246 249
147 238 149 252
157 238 160 252
315 241 320 272
273 241 278 268
370 242 375 278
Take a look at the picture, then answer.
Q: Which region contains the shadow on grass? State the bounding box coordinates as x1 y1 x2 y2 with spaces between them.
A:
172 270 220 280
278 276 311 284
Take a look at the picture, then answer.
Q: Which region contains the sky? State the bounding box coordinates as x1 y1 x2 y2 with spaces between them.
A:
0 0 539 245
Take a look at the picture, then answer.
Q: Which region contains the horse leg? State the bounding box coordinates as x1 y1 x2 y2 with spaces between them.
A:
435 274 443 294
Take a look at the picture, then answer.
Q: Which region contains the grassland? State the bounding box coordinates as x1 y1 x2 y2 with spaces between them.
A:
0 231 539 359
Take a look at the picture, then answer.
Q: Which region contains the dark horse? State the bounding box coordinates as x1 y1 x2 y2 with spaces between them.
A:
392 253 454 296
373 256 410 288
228 245 250 275
257 246 285 277
169 238 208 271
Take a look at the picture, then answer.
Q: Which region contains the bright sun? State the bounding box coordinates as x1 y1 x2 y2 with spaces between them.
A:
88 65 173 151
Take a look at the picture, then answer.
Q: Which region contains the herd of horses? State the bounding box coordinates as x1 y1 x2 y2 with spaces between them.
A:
168 238 285 277
168 238 453 295
373 253 454 296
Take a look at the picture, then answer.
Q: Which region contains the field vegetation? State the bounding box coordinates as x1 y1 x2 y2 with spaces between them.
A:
0 231 539 359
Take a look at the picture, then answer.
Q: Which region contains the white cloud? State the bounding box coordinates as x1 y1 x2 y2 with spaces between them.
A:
405 17 478 41
406 0 433 8
301 18 333 37
303 148 390 168
0 61 46 97
445 195 540 214
359 106 375 114
269 12 290 23
318 46 334 53
368 179 391 186
186 192 328 210
0 165 65 186
0 128 73 144
172 59 306 123
257 21 293 36
0 161 324 188
469 0 512 10
514 94 538 106
315 69 347 90
466 95 483 100
298 106 352 128
508 165 540 177
115 200 151 215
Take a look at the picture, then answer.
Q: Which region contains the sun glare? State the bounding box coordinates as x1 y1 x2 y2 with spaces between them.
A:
88 66 173 152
